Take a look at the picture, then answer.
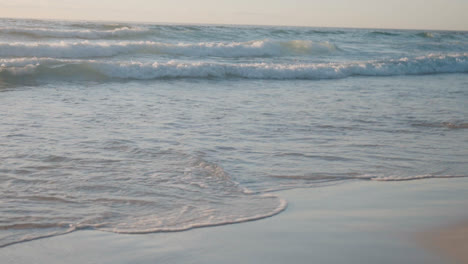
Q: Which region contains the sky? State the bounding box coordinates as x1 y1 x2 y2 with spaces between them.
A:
0 0 467 30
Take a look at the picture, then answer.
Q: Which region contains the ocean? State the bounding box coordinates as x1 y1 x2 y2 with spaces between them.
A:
0 18 467 248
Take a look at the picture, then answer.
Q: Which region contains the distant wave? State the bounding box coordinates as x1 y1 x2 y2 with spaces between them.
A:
0 26 148 39
368 31 401 37
416 32 435 38
1 53 467 81
270 29 346 36
0 40 338 58
69 23 133 30
369 31 439 39
367 31 461 40
307 29 346 35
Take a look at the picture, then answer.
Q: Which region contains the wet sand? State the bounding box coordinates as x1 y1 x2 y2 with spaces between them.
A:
418 221 468 264
1 178 468 264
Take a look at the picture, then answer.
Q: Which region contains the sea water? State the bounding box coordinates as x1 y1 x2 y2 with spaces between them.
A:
0 18 467 247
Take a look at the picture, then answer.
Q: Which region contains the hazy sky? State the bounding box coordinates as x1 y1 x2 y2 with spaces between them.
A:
1 0 467 30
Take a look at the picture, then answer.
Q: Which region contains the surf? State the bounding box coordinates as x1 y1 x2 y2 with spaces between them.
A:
0 39 338 58
2 53 467 81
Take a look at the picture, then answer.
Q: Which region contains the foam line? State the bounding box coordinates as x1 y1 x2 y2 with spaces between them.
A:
1 53 467 80
0 40 338 58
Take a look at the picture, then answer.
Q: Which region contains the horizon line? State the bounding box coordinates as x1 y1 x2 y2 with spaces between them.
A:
1 16 467 32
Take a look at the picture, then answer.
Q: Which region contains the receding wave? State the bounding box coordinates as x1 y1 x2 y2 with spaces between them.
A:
0 147 287 248
0 26 148 39
271 173 468 183
1 53 467 81
0 195 287 248
0 224 76 248
362 175 468 181
99 196 287 234
0 40 338 58
412 121 468 129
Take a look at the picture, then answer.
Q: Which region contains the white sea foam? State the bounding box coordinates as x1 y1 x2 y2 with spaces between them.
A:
1 53 467 80
0 194 287 248
0 26 148 39
98 194 287 234
0 147 286 248
0 40 337 58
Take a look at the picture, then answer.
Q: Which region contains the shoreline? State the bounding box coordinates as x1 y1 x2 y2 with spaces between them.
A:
2 178 468 264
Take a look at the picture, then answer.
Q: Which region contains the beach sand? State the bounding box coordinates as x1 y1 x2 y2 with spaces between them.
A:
418 221 468 264
1 178 467 264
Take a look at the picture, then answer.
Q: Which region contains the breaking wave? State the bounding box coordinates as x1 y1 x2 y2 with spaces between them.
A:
0 40 338 58
416 32 435 38
1 53 467 81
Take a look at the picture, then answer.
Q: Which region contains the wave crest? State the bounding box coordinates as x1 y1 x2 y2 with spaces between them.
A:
416 32 435 38
0 40 338 58
1 53 467 81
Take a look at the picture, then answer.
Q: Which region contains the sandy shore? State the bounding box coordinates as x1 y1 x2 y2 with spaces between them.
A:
418 221 468 264
1 178 468 264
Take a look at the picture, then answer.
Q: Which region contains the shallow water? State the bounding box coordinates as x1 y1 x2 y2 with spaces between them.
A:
1 18 467 247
